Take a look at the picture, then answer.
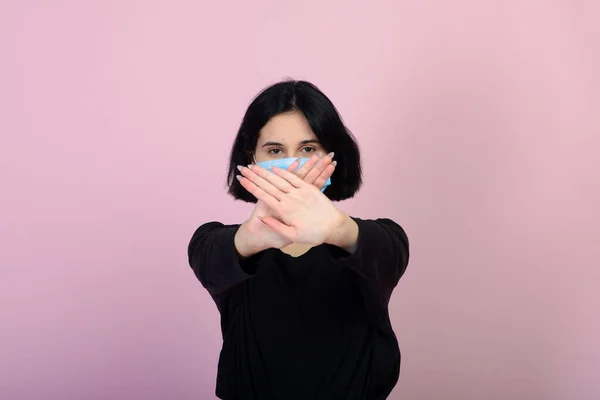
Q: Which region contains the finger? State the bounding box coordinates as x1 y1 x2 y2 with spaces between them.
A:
286 158 301 172
292 154 320 179
245 164 296 193
259 216 297 241
303 152 334 184
237 175 280 209
270 165 307 188
239 165 289 199
313 162 336 190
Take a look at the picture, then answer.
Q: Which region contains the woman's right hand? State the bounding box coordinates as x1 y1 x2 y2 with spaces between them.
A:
234 153 335 258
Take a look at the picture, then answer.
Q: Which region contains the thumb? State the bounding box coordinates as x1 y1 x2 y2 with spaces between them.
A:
259 216 296 241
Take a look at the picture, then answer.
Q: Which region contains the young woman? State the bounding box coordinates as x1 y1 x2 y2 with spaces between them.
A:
187 80 410 400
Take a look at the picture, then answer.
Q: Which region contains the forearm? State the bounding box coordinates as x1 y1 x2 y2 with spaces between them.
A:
188 222 254 296
326 218 409 307
326 213 360 253
233 221 265 259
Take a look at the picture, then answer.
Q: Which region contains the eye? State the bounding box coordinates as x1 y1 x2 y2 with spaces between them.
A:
301 147 317 153
267 148 283 155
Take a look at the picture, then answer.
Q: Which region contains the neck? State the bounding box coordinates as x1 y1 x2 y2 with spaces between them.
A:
280 242 314 257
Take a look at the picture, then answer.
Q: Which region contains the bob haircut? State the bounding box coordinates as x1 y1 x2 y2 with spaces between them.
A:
226 79 362 203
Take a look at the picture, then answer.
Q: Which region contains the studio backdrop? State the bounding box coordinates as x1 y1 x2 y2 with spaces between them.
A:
1 1 598 399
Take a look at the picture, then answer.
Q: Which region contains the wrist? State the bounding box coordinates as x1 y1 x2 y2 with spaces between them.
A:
234 221 263 259
326 213 359 252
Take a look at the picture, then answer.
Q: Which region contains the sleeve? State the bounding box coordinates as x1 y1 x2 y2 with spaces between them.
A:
187 221 261 298
327 217 410 307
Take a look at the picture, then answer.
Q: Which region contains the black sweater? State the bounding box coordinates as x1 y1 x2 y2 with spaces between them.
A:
187 217 409 400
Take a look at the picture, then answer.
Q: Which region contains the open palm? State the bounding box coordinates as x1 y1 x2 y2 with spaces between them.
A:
238 162 343 245
243 154 335 249
245 200 292 249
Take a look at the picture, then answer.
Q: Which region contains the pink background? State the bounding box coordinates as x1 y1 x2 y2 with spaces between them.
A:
1 1 599 399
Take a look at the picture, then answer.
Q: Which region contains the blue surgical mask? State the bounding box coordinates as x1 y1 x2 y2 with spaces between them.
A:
253 157 331 192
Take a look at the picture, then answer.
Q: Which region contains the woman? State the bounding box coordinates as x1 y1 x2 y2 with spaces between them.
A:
187 80 409 400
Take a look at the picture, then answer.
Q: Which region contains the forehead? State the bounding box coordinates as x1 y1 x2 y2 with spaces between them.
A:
258 111 317 144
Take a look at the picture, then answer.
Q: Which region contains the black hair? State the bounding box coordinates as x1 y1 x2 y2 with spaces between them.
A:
226 79 362 203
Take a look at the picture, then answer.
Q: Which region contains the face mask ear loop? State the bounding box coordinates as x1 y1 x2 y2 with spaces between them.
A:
252 153 257 164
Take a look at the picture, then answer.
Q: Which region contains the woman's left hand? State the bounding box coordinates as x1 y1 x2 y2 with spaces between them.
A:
236 164 346 245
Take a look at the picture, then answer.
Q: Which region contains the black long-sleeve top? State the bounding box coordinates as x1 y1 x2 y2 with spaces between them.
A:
187 217 409 400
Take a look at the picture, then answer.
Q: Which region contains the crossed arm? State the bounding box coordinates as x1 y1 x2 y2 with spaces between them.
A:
236 162 360 252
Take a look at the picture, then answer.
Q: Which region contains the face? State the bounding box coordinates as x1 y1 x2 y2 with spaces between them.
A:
253 111 327 163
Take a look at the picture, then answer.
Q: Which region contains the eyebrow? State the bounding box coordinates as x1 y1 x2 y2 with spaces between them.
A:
261 139 320 147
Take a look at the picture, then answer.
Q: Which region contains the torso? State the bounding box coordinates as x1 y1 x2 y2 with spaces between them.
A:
214 245 400 400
